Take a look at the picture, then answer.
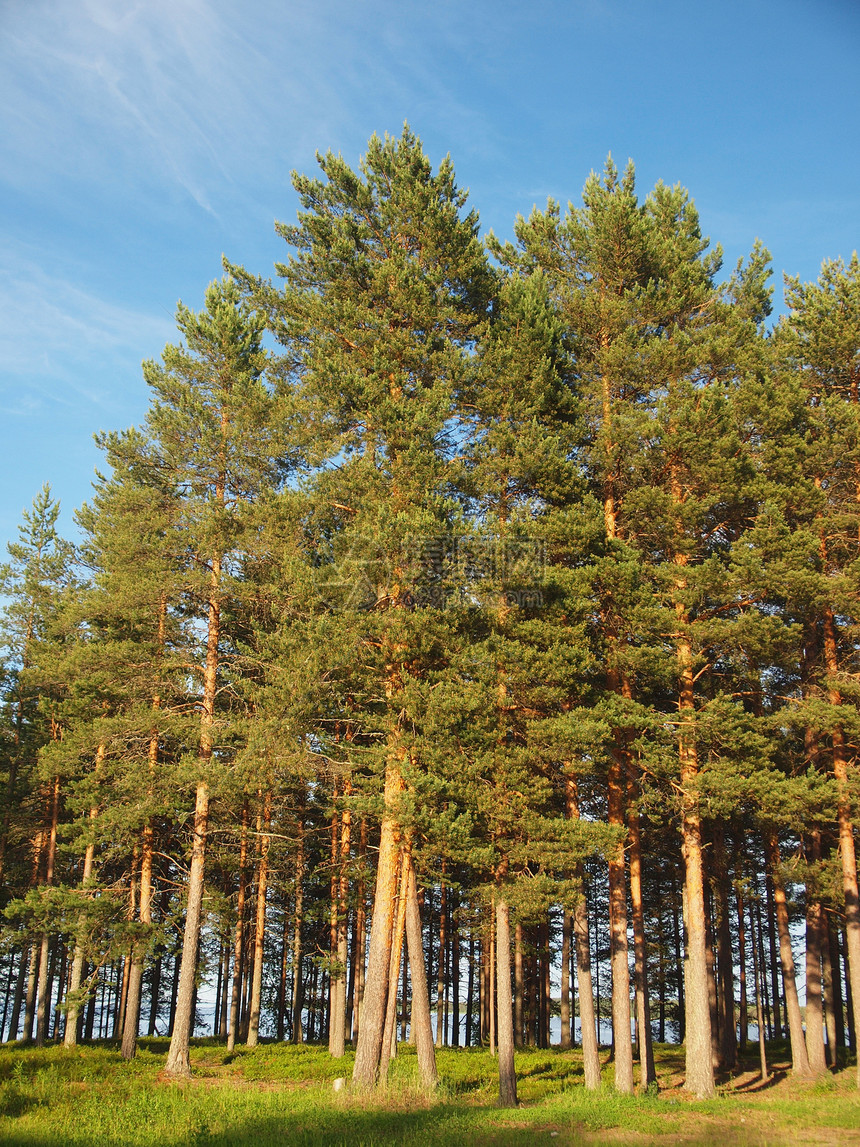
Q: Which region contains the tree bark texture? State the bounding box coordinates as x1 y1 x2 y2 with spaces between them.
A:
247 790 272 1047
352 760 403 1088
495 896 518 1108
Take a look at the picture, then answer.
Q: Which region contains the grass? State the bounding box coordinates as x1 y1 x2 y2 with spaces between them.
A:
0 1039 856 1146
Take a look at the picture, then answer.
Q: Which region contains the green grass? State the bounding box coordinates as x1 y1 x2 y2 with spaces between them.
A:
0 1040 856 1146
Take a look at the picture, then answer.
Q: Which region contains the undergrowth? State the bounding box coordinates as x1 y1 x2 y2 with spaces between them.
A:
0 1039 855 1146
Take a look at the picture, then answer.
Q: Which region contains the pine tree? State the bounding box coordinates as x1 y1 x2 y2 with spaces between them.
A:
511 160 776 1097
425 264 610 1102
0 487 73 1043
242 127 493 1088
60 433 193 1056
112 276 280 1078
780 253 860 1088
0 486 71 899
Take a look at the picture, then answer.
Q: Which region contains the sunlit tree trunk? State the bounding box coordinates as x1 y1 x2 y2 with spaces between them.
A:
352 758 403 1088
329 798 351 1058
35 775 60 1047
291 809 305 1045
496 894 517 1107
380 848 409 1079
674 573 714 1098
748 894 768 1082
65 770 101 1049
560 909 572 1051
627 760 655 1084
247 790 272 1047
566 775 601 1090
227 802 249 1052
805 830 827 1075
712 827 737 1070
764 829 811 1077
822 604 860 1088
404 855 438 1088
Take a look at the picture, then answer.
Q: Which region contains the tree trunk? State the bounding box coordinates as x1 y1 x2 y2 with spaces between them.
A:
823 604 860 1088
219 936 230 1039
121 820 154 1059
765 876 783 1038
514 921 524 1049
712 829 737 1070
805 831 827 1075
748 893 768 1082
122 595 166 1057
627 768 656 1084
489 912 496 1057
114 860 137 1040
676 612 714 1098
466 931 476 1048
21 824 46 1044
560 909 572 1051
755 896 771 1038
84 965 98 1041
480 934 488 1046
704 885 719 1068
524 947 535 1047
65 794 100 1049
33 936 51 1048
496 896 517 1107
539 918 550 1050
164 541 220 1077
672 880 685 1044
844 924 857 1053
735 883 747 1053
213 940 224 1037
400 936 409 1045
329 798 351 1058
352 760 403 1088
451 892 460 1048
822 912 839 1066
148 949 162 1036
351 817 367 1044
163 780 209 1076
764 829 811 1077
380 848 409 1079
0 952 13 1041
404 857 438 1088
7 943 30 1042
276 903 289 1042
435 869 447 1048
567 777 601 1090
605 678 633 1091
52 942 68 1040
227 801 249 1052
35 776 60 1047
247 790 272 1047
291 811 305 1045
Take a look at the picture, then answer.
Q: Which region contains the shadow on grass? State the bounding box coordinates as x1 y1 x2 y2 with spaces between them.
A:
728 1068 788 1093
0 1103 592 1147
0 1087 38 1120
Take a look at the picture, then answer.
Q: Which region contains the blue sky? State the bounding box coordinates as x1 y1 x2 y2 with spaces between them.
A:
2 0 858 546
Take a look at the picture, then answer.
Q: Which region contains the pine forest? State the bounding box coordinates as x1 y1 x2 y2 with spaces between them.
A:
2 128 860 1108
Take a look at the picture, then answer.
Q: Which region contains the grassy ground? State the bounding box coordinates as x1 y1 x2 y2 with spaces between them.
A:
0 1039 857 1146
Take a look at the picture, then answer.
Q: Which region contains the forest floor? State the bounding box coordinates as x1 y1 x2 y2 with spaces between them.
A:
0 1038 856 1146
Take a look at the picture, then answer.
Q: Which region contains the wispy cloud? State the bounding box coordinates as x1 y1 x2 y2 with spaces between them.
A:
0 241 174 415
0 0 511 214
2 0 271 212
